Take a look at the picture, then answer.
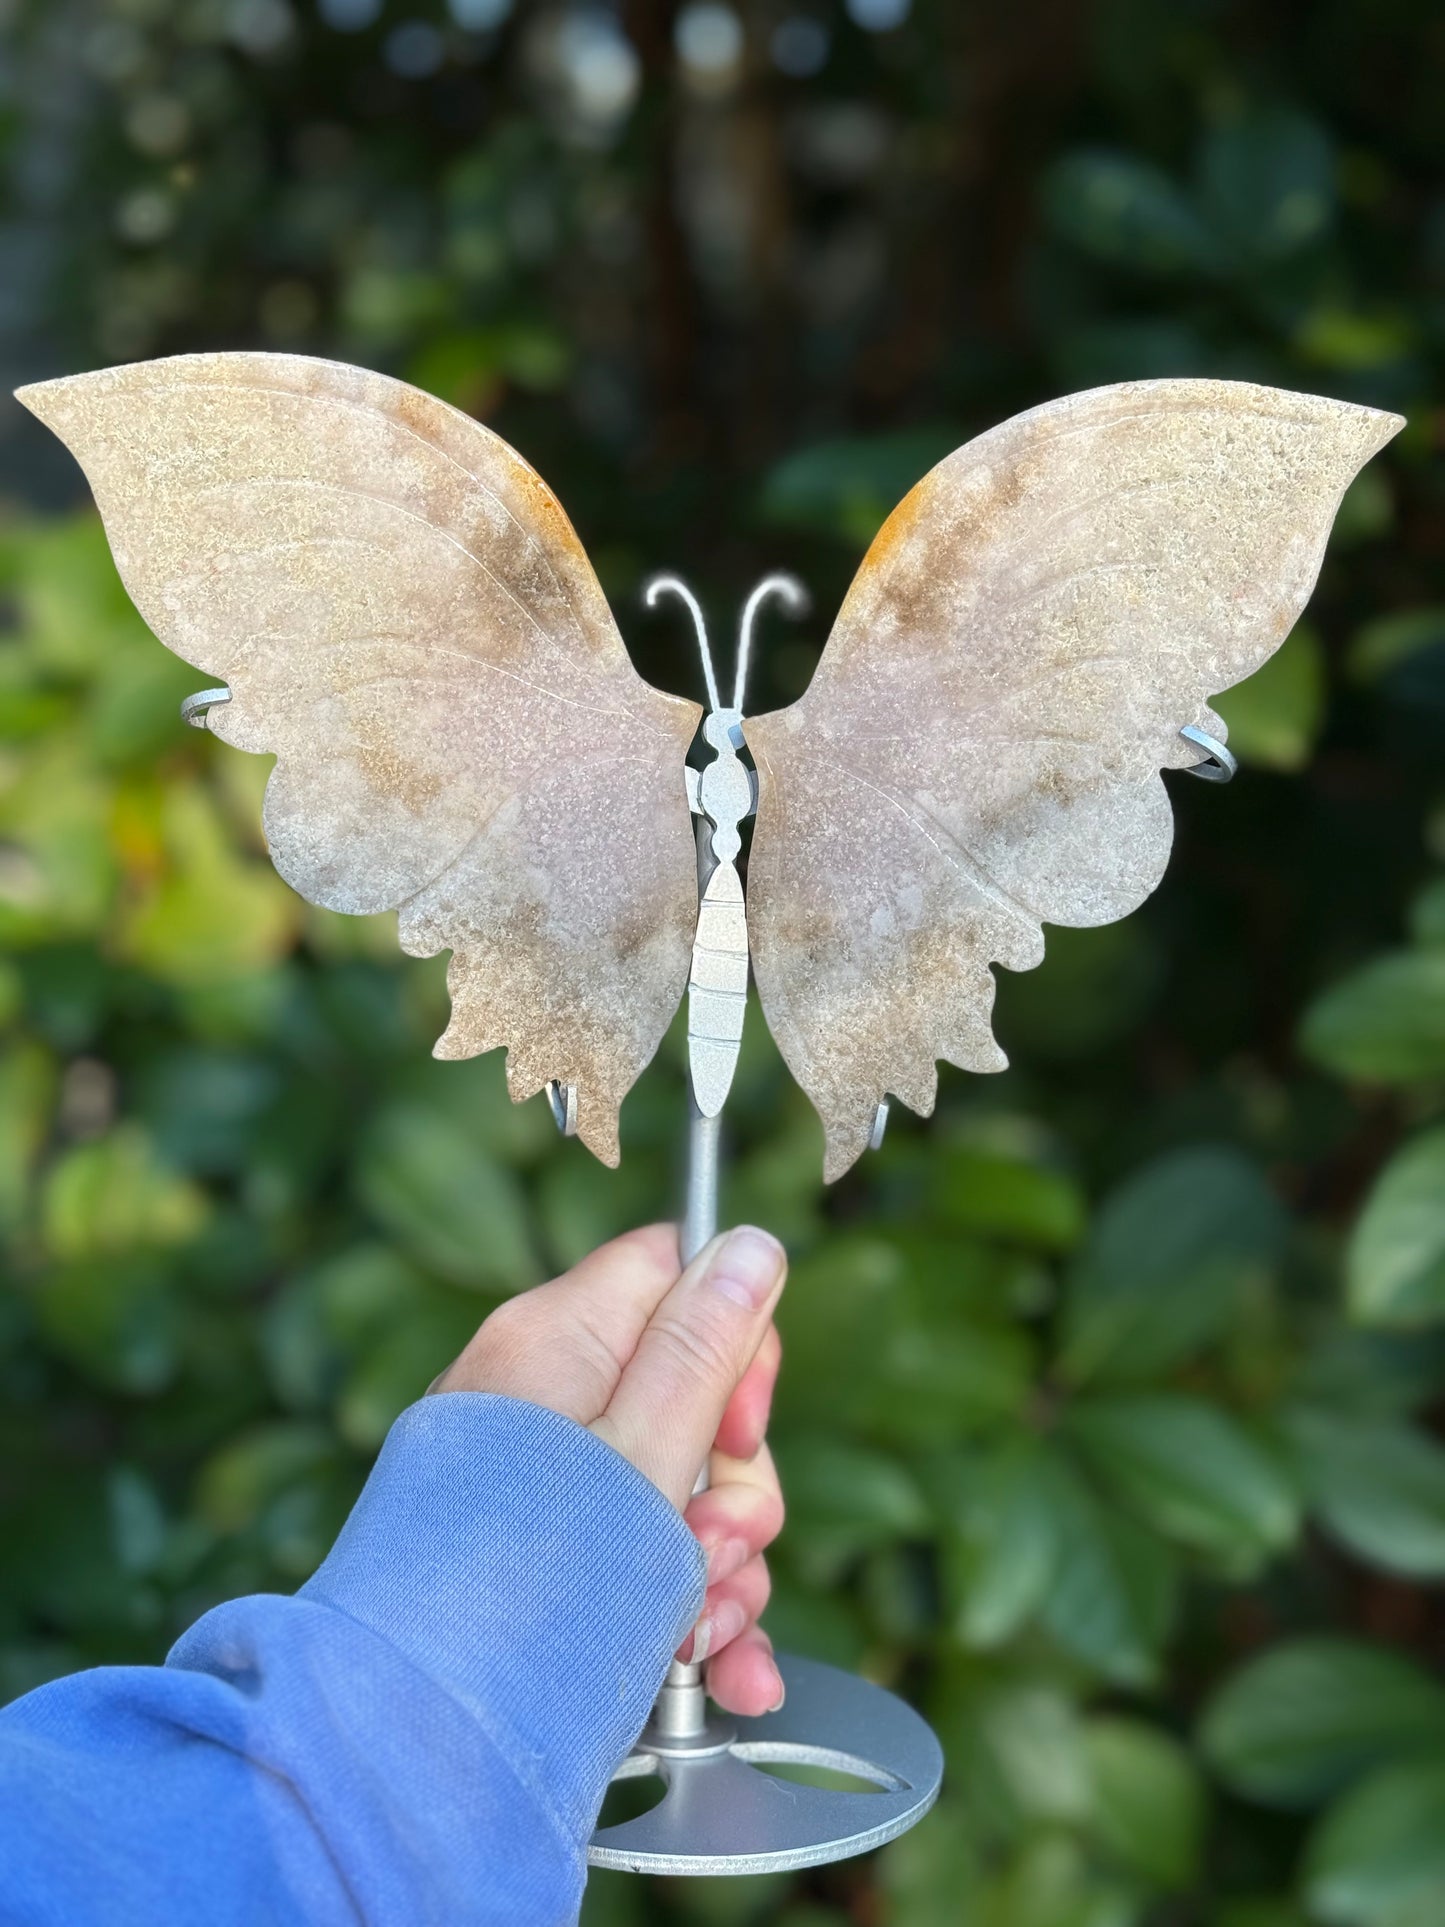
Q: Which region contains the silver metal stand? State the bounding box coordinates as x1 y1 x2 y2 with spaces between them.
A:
584 583 941 1872
586 1098 943 1876
588 1653 943 1876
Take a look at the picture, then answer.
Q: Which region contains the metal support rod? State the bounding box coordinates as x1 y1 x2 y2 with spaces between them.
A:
682 1105 721 1267
650 1100 724 1736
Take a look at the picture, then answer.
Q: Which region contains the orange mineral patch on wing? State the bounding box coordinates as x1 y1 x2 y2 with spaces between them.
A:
745 378 1403 1177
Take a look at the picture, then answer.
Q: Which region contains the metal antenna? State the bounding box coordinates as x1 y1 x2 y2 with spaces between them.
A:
733 572 808 713
646 574 721 715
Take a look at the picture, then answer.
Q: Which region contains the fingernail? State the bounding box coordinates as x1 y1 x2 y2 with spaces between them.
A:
767 1665 786 1714
705 1227 785 1311
706 1536 750 1585
690 1596 747 1666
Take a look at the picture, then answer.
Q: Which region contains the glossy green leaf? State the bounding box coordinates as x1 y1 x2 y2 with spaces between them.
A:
966 1679 1092 1827
1062 1147 1285 1384
355 1102 537 1291
775 1435 930 1582
336 1295 483 1450
930 1145 1087 1252
1043 149 1222 275
106 1466 169 1577
951 1439 1062 1650
263 1244 439 1415
41 1125 207 1261
861 1310 1035 1447
1038 1453 1179 1685
1069 1394 1299 1564
1085 1716 1207 1888
1300 952 1445 1084
1305 1760 1445 1926
1196 108 1335 261
1201 1640 1445 1808
121 783 299 987
1346 1127 1445 1327
1289 1408 1445 1577
194 1422 340 1533
36 1255 183 1394
773 1237 904 1431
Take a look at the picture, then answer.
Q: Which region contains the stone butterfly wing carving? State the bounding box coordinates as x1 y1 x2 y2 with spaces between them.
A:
744 379 1402 1177
16 353 701 1166
19 360 1401 1179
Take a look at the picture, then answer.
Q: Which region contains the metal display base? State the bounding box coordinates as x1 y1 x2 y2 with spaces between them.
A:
588 1652 943 1877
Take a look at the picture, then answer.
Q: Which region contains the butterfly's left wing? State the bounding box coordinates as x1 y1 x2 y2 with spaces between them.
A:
745 379 1402 1179
19 353 701 1164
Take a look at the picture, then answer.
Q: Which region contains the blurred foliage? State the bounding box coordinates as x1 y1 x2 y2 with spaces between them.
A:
1 1 1445 1924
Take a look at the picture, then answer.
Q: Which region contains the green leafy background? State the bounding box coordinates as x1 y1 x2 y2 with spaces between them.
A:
2 3 1444 1923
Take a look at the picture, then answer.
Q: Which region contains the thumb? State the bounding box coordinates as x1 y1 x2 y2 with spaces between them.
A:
592 1226 787 1510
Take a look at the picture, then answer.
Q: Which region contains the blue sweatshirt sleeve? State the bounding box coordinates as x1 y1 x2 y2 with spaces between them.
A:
0 1394 707 1927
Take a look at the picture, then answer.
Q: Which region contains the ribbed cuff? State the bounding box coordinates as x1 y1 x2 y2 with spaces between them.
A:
299 1394 706 1845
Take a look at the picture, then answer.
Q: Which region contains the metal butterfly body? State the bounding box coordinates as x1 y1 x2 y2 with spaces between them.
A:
17 355 1401 1177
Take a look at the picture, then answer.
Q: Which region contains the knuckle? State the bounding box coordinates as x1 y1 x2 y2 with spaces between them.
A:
623 1222 684 1284
557 1309 621 1411
755 1489 785 1546
470 1293 537 1372
649 1311 738 1393
744 1557 773 1616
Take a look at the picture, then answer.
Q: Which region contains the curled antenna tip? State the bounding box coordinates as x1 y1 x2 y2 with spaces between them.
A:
643 571 687 609
734 571 811 711
756 570 811 616
643 572 720 712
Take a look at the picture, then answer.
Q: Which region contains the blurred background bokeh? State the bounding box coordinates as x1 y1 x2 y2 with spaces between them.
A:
2 1 1445 1922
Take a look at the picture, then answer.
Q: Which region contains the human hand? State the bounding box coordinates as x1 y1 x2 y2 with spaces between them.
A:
430 1224 788 1718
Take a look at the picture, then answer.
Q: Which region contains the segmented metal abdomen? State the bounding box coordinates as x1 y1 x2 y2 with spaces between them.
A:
687 859 748 1117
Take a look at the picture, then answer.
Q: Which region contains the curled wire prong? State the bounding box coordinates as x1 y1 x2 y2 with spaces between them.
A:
734 572 809 713
546 1081 579 1137
181 686 232 729
1178 723 1237 784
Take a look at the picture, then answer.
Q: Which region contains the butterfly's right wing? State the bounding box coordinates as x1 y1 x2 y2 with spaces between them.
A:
19 353 701 1164
745 379 1401 1179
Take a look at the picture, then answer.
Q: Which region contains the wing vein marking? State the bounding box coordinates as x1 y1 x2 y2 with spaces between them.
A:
383 745 686 917
845 475 1189 632
838 768 1041 932
816 727 1102 752
994 556 1163 615
205 629 642 724
944 475 1186 574
219 535 376 560
187 474 651 728
322 662 640 722
188 474 569 663
1007 472 1185 544
139 374 594 661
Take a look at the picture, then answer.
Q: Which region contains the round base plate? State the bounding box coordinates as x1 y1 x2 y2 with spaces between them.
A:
587 1652 943 1877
